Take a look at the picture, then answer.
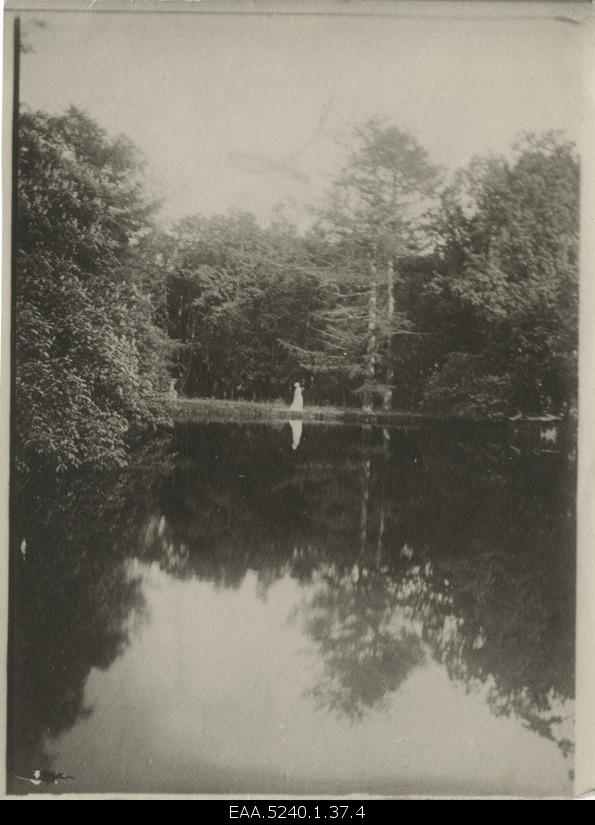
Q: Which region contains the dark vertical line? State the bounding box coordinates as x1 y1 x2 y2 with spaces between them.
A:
7 14 21 789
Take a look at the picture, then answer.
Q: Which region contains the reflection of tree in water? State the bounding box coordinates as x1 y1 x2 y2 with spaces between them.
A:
9 421 576 786
413 434 574 756
9 550 143 785
141 422 371 587
301 569 425 720
8 438 173 790
299 550 573 755
295 427 575 758
413 552 574 757
142 423 575 758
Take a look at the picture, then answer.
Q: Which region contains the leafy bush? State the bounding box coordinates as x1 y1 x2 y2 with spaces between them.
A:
15 108 171 474
422 353 512 417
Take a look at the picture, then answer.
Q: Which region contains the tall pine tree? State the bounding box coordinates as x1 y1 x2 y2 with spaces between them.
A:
289 119 440 409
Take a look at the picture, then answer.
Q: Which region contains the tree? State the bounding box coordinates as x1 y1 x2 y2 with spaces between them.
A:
15 107 171 474
164 211 323 400
291 119 440 409
423 133 579 415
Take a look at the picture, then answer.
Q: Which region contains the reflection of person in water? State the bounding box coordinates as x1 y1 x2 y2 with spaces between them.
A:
289 420 303 451
290 381 304 412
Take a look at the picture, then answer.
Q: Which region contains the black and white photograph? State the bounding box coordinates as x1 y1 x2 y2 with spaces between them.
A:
2 0 593 800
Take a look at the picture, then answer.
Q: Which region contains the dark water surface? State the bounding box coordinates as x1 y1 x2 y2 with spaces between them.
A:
8 421 576 796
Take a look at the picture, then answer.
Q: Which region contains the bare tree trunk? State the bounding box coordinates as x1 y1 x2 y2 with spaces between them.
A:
365 257 378 411
384 258 395 411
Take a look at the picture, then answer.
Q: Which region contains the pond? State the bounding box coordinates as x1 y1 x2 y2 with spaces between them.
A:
7 421 576 796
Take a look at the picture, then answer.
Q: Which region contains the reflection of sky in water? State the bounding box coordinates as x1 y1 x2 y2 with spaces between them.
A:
46 566 572 796
10 422 574 796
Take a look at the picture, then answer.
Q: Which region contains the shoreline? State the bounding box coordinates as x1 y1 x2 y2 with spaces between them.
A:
168 397 511 427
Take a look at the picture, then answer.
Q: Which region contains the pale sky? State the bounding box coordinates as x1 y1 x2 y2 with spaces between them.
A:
16 6 585 228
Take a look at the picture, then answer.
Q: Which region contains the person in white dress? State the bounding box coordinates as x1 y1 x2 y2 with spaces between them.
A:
290 381 303 412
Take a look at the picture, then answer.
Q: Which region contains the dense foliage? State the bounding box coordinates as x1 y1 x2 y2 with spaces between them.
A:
163 211 323 401
421 134 579 416
162 125 578 417
15 108 170 474
15 109 579 473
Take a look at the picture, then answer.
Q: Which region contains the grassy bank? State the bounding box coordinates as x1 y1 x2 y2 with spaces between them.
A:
169 397 508 427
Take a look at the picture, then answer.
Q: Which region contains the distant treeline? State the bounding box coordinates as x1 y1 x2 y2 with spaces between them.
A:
15 108 579 473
